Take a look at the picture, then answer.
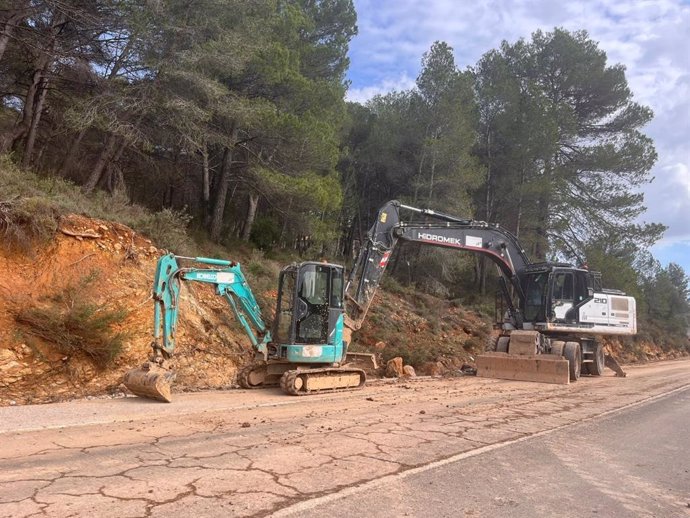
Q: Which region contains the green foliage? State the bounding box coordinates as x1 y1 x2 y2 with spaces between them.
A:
0 156 196 254
133 208 194 255
473 28 659 260
14 272 129 369
250 215 281 250
643 262 690 342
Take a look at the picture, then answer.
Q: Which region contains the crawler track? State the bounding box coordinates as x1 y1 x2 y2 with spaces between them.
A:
280 367 366 395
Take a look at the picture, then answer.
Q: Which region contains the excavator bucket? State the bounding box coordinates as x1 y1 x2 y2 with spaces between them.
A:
476 352 570 384
123 362 176 402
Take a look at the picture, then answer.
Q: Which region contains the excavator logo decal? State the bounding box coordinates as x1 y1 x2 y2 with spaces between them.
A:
418 233 463 246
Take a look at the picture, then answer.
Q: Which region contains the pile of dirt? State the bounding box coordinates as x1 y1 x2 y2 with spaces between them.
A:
0 214 255 405
351 289 493 376
604 337 688 364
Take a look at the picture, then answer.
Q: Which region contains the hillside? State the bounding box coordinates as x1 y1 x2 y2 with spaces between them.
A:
0 153 687 406
1 210 687 406
0 211 495 406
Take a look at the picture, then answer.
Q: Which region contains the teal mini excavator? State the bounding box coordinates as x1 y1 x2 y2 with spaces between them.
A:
123 254 369 402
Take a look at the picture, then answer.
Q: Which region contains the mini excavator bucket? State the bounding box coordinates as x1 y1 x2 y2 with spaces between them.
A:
475 331 570 385
123 361 176 402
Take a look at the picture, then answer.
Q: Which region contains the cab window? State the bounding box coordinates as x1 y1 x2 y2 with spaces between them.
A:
552 273 573 301
523 273 548 321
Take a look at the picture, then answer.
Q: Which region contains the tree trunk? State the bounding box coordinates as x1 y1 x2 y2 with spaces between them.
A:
103 139 127 193
21 76 50 168
0 65 45 154
533 161 553 261
82 134 118 193
0 24 13 63
515 163 526 238
0 8 29 63
485 128 493 221
59 128 87 176
241 192 259 242
200 144 211 224
209 136 236 242
0 11 61 154
428 150 437 202
413 148 427 205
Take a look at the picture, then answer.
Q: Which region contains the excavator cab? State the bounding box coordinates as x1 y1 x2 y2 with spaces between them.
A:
516 264 635 333
272 262 346 364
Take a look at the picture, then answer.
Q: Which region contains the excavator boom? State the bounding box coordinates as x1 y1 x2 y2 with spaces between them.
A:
123 254 271 402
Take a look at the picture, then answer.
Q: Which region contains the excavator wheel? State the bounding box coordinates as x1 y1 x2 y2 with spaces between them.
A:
563 341 582 381
584 343 605 376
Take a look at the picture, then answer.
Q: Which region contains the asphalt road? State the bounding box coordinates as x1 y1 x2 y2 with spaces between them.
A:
283 385 690 518
1 359 689 517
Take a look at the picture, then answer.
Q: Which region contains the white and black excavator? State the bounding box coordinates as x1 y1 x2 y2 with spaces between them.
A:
345 200 635 384
125 199 633 402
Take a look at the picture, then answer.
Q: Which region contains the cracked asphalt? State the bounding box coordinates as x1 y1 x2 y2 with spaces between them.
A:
1 359 689 517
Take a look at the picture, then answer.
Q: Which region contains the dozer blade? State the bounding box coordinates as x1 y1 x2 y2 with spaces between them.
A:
123 362 176 402
344 352 378 372
475 352 570 385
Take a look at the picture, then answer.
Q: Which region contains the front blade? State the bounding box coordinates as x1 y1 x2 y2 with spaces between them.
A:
476 352 570 385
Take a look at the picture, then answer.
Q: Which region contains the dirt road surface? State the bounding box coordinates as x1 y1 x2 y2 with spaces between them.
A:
1 360 689 517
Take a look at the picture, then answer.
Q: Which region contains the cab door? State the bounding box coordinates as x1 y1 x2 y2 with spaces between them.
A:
294 264 331 344
551 271 574 321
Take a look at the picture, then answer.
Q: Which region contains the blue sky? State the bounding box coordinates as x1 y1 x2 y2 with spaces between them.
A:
345 0 690 275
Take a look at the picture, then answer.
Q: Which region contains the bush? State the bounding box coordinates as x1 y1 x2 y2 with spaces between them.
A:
14 272 129 369
0 197 59 252
133 208 194 255
250 216 281 250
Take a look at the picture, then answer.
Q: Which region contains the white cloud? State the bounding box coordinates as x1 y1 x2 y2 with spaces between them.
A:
346 74 416 104
348 0 690 255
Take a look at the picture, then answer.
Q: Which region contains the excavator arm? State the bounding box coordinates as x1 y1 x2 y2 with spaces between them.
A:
345 200 529 330
151 253 271 360
124 253 272 402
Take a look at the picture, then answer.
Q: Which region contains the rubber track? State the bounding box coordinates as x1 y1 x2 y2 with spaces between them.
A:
280 368 366 396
